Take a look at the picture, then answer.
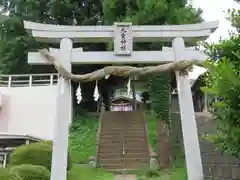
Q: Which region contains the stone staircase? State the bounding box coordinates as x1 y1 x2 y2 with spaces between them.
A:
97 111 150 171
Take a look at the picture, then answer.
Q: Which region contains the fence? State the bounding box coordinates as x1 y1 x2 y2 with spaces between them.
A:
0 74 59 87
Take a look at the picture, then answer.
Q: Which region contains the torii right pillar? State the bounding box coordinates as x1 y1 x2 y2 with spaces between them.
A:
173 37 204 180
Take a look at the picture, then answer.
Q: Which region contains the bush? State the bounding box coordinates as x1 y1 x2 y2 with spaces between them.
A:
202 60 240 157
0 168 22 180
10 164 50 180
145 169 160 178
9 141 72 171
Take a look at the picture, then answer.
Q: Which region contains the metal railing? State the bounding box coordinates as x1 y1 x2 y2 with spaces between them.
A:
0 74 59 87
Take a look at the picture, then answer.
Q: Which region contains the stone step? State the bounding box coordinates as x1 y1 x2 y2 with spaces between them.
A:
98 111 149 170
101 130 145 134
100 134 147 139
102 123 144 126
100 133 146 137
101 128 145 131
98 152 149 159
99 138 148 143
101 161 148 170
99 144 148 150
114 175 137 180
99 139 148 145
99 158 149 165
99 147 149 153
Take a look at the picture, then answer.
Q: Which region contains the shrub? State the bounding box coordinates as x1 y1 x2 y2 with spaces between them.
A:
202 60 240 157
0 168 22 180
145 169 160 178
9 141 72 171
10 164 50 180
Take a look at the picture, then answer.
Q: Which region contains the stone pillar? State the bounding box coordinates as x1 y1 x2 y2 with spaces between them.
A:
50 38 72 180
173 37 203 180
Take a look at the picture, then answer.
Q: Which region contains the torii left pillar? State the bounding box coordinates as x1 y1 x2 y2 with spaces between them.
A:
50 38 72 180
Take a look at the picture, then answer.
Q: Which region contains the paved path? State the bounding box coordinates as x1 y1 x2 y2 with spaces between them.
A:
114 174 137 180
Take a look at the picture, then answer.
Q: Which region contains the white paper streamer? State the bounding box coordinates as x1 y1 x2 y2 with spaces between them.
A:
105 75 110 79
60 77 64 95
76 83 82 104
94 81 100 101
127 77 131 96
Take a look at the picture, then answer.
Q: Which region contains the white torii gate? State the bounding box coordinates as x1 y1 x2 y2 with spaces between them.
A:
24 21 219 180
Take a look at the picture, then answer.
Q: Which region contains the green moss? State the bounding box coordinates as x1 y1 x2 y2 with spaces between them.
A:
69 116 99 163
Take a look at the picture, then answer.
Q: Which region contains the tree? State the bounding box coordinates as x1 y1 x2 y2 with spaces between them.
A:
0 0 109 111
202 9 240 157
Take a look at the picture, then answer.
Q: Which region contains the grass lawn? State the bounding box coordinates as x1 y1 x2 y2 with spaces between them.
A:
69 115 99 164
68 165 114 180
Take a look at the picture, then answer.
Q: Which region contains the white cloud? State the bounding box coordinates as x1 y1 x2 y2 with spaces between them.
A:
192 0 240 42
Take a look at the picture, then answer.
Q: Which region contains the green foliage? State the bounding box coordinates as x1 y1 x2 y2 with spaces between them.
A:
9 141 72 171
202 59 240 157
149 73 171 122
145 169 160 178
69 115 98 163
0 168 22 180
10 164 50 180
201 7 240 156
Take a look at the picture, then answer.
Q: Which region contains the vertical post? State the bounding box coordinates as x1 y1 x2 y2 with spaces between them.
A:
50 38 72 180
50 74 54 85
29 75 32 87
131 80 136 110
173 37 203 180
8 76 12 87
3 153 7 168
203 93 208 112
25 139 30 144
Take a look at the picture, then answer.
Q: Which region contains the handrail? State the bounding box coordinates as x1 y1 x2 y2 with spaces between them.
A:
95 103 105 166
0 73 59 87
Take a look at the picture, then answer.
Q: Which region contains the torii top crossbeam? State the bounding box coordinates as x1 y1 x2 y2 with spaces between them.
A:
24 21 218 43
24 21 219 65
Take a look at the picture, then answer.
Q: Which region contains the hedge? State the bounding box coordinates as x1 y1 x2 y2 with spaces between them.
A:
0 168 22 180
10 164 50 180
9 140 72 171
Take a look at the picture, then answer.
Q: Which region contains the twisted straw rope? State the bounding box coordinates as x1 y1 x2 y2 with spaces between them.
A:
39 49 203 82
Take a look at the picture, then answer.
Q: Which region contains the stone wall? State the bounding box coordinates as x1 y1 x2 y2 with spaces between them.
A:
172 112 240 180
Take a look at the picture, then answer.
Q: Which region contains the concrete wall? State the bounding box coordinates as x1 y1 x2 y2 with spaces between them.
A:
172 112 240 180
0 86 57 140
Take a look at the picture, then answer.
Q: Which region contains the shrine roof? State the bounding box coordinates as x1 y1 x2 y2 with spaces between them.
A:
0 132 43 141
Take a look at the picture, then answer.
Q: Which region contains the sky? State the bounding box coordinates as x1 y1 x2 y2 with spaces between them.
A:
192 0 240 43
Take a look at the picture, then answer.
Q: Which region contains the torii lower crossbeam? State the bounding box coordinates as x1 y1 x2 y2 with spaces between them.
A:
28 50 207 65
